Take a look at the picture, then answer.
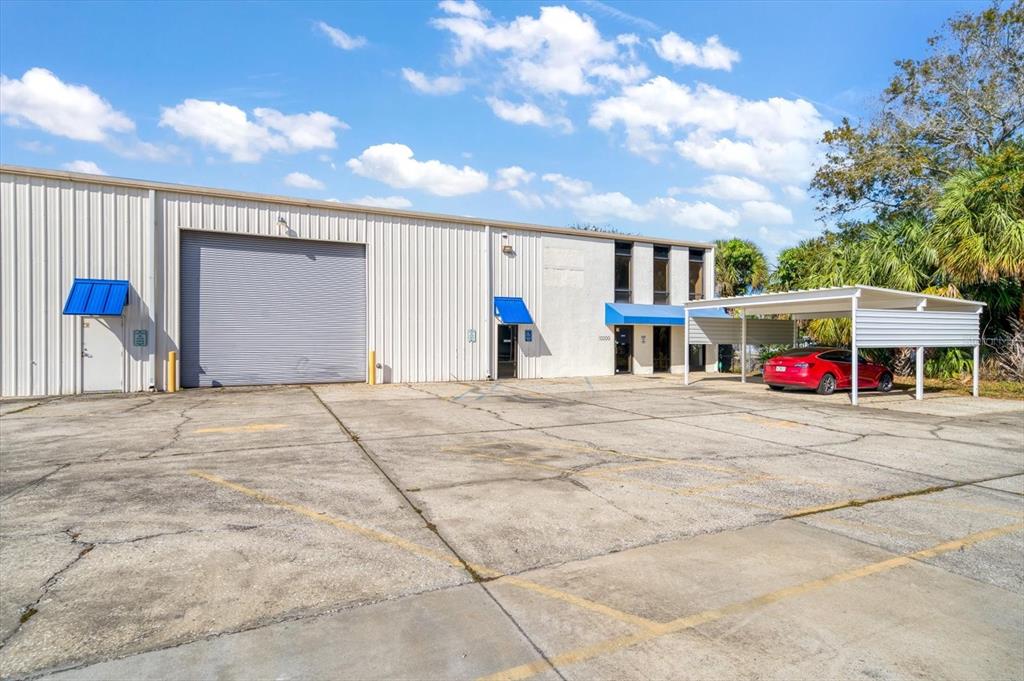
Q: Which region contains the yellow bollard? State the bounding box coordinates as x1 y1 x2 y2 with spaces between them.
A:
168 351 177 393
368 350 376 385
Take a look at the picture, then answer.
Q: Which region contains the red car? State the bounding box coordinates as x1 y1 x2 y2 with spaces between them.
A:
763 347 894 395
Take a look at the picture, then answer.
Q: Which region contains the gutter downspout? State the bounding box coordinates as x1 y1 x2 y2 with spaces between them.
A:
485 225 494 380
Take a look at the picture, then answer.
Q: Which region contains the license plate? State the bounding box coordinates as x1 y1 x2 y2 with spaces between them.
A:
774 366 787 372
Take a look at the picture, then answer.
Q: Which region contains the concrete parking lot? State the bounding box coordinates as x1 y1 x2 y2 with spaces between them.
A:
1 375 1022 680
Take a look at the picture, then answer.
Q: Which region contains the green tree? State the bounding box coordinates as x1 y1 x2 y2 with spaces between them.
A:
812 2 1024 217
714 238 768 297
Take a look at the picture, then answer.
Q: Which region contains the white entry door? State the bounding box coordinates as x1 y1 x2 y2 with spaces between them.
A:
82 317 124 391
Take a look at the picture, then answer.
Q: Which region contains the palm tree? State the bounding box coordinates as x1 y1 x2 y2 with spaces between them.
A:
714 238 768 297
928 142 1024 286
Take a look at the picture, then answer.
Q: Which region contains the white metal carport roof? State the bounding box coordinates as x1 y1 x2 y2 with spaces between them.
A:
682 285 986 405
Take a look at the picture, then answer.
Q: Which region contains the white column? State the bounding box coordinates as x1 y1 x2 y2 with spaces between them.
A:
973 345 980 397
792 320 798 347
683 309 690 385
740 309 747 384
914 299 926 400
915 347 924 400
851 296 859 406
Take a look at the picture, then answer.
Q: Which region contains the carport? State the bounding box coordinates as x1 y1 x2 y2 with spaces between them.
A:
682 285 985 405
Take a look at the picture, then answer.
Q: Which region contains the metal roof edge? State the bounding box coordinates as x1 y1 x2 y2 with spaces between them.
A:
0 164 716 250
684 284 986 310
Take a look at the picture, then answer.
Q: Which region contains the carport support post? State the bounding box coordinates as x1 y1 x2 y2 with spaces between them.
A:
851 295 859 406
683 308 690 385
972 344 980 397
740 309 747 384
915 299 926 400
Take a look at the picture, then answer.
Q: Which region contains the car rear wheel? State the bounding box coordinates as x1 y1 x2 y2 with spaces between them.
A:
768 385 785 391
816 373 837 395
878 372 893 392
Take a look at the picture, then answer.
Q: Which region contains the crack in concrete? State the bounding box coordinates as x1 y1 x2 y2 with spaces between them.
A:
0 464 71 503
0 529 95 651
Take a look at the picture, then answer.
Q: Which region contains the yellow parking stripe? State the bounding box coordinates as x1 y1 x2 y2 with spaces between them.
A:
194 423 288 434
188 470 663 633
478 521 1024 681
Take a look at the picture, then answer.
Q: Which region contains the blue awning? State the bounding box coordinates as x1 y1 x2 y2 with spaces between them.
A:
494 296 533 324
63 279 129 316
605 303 686 325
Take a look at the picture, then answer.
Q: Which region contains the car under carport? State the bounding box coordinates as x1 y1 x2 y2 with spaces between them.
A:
682 285 985 405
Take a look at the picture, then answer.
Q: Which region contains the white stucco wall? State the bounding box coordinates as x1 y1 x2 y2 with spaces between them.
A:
669 246 689 305
670 326 686 374
704 248 716 299
539 233 614 377
632 324 653 374
632 242 654 304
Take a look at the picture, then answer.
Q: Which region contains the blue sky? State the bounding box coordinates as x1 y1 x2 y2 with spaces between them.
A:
0 0 976 258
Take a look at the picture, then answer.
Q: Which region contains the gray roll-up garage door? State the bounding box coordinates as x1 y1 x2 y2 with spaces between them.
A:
180 231 366 387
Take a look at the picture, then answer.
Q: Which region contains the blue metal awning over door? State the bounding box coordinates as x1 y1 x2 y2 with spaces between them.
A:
605 303 685 325
62 279 129 316
494 296 533 324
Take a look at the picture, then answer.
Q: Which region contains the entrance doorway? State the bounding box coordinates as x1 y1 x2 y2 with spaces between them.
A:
497 324 518 378
688 344 705 371
82 317 124 392
614 325 633 374
653 326 671 373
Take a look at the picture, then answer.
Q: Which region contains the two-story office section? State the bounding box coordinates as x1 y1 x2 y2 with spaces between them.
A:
0 165 716 397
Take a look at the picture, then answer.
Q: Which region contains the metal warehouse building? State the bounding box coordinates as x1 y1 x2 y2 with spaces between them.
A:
0 165 718 397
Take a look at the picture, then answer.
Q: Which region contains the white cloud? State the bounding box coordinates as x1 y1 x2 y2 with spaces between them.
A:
572 191 652 222
432 4 646 96
654 198 739 231
686 174 772 202
651 33 740 71
438 0 488 20
486 97 572 132
283 172 325 190
61 160 106 175
159 99 345 162
741 200 793 224
347 195 413 209
507 189 545 209
590 76 830 181
346 143 488 196
493 165 535 190
316 20 367 50
0 68 134 142
401 68 466 95
542 173 592 195
782 184 808 202
674 132 821 183
254 108 347 150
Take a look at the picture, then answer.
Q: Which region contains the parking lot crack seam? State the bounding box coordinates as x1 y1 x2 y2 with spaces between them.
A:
0 464 71 503
306 386 566 680
139 399 210 459
0 528 95 651
783 471 1024 519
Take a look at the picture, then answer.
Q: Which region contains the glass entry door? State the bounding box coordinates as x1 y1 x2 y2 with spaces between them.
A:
688 344 705 371
614 325 633 374
653 326 671 373
497 324 518 378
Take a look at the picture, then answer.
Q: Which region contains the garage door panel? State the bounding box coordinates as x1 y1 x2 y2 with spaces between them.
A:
181 231 366 387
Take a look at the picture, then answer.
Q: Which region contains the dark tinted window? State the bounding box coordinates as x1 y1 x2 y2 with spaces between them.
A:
653 245 669 304
614 241 632 303
778 349 814 357
820 351 852 362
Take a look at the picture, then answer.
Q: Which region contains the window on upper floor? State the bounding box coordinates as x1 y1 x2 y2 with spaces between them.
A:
653 245 670 304
689 248 705 300
614 241 632 303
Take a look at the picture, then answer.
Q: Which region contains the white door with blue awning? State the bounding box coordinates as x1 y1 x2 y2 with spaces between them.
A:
493 297 534 378
63 278 130 392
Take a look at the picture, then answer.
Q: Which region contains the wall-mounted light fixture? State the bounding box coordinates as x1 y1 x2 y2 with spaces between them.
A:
277 216 289 230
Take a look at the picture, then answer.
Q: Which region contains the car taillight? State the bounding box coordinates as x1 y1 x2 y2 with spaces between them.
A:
793 362 812 368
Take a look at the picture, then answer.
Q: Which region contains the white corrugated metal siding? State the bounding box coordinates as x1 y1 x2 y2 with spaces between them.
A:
158 191 488 387
855 309 980 348
688 318 795 345
1 173 155 396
